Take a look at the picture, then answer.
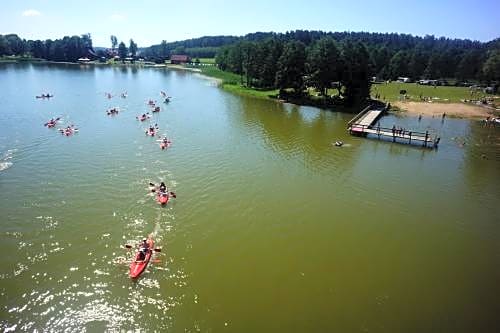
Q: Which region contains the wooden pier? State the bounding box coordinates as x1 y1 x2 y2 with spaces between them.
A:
347 105 440 148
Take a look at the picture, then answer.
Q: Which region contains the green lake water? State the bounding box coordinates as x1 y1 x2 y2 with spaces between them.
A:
0 63 499 332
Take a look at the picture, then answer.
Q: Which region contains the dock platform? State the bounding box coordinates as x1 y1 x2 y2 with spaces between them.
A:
347 105 440 148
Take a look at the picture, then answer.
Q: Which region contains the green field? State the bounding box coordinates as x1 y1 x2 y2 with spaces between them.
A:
199 66 279 99
198 66 499 106
198 58 216 64
371 82 494 103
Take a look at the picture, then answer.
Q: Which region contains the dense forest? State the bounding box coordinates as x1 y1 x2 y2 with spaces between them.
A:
142 36 239 60
214 31 499 102
142 30 499 101
0 33 94 62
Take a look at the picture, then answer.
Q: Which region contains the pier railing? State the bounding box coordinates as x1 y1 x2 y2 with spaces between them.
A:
349 123 439 148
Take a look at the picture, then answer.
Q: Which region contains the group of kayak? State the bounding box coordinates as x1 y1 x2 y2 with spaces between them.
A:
123 182 177 279
105 91 127 99
127 183 177 278
44 117 78 136
140 93 174 150
148 100 163 113
115 91 176 279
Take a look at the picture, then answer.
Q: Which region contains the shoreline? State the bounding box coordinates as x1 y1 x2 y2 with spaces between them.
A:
4 59 497 119
0 57 163 68
393 101 498 119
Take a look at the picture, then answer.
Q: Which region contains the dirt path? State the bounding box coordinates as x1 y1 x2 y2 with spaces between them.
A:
393 101 497 119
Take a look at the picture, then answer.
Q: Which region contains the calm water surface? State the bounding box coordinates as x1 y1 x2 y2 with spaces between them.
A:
0 63 499 332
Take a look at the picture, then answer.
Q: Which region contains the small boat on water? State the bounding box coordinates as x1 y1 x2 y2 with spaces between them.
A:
137 114 150 121
36 94 54 99
129 236 155 279
157 192 169 205
107 107 119 115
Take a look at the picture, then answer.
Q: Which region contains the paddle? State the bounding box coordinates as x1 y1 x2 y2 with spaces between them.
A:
124 244 161 252
44 117 61 126
148 182 175 198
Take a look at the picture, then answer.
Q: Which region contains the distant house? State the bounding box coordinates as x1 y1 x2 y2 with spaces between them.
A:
170 54 191 64
397 77 411 83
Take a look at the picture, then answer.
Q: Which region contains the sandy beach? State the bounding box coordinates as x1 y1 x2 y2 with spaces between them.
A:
393 101 497 119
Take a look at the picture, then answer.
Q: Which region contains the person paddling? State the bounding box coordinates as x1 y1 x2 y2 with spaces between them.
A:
138 239 149 261
148 182 177 198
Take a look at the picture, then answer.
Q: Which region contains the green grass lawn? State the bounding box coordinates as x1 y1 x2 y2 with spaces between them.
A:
371 82 494 103
198 58 215 64
198 66 277 99
199 66 278 99
199 66 241 84
0 55 45 62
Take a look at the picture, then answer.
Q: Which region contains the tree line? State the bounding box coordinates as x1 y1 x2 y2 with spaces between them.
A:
216 37 372 103
107 35 138 61
214 31 499 102
0 33 93 62
142 36 238 61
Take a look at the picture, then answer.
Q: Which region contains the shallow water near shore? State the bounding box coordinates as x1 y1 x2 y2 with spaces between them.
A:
1 63 499 332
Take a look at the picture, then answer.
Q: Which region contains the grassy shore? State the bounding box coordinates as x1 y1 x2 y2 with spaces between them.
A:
198 58 216 64
0 55 46 63
199 66 279 99
370 82 495 103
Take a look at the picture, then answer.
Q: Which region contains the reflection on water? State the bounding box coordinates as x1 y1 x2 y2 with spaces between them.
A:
0 63 499 332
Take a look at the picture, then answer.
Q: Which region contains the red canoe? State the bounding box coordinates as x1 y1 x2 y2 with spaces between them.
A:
129 237 155 279
157 192 169 205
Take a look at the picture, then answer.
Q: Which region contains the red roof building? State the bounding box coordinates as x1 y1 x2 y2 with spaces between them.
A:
170 54 190 64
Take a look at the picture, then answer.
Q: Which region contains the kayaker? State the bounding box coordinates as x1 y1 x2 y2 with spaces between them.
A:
138 239 149 261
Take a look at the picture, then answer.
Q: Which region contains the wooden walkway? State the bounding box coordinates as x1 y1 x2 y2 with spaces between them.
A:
357 110 384 127
347 105 440 148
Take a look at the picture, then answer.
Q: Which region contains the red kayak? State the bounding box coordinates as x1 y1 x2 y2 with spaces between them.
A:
157 192 169 205
160 141 171 149
129 237 155 279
